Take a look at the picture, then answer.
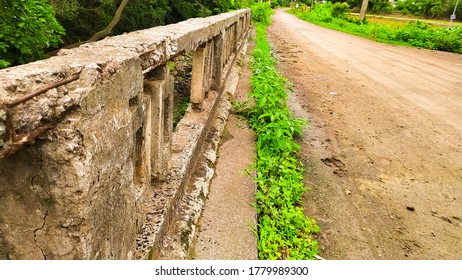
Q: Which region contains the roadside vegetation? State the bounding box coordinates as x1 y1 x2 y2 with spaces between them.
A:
0 0 65 68
0 0 251 69
344 0 461 19
291 2 462 53
238 2 319 260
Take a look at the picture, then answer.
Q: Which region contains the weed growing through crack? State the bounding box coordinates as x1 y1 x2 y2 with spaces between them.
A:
242 21 319 260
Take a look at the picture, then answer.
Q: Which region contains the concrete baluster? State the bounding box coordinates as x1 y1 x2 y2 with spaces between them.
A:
164 73 174 170
204 39 214 95
225 24 232 59
236 18 243 45
191 42 208 110
233 22 238 52
211 31 225 91
131 93 151 191
144 64 173 180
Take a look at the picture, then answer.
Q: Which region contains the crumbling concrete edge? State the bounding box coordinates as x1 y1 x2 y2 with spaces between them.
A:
158 38 249 260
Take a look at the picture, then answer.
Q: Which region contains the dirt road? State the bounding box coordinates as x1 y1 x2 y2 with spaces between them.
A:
266 10 462 259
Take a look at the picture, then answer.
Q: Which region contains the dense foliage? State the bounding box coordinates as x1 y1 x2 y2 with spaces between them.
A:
270 0 294 7
251 1 273 24
50 0 243 45
0 0 249 68
291 3 462 53
0 0 65 67
343 0 461 18
332 1 350 18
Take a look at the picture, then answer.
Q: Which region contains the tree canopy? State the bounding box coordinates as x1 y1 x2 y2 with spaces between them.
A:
1 0 248 68
0 0 65 67
345 0 461 18
50 0 247 44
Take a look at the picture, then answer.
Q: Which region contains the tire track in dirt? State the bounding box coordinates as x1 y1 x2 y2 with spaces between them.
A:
267 9 462 259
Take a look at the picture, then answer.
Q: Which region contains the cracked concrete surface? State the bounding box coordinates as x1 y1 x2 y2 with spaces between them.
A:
34 209 48 260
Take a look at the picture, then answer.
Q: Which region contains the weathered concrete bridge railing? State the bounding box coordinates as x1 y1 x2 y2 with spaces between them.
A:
0 9 251 259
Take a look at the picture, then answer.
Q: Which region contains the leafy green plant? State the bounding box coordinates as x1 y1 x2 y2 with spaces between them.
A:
173 95 190 127
0 59 10 69
332 2 350 19
251 1 273 25
231 99 251 114
0 0 65 68
242 22 319 260
395 0 444 17
369 0 393 14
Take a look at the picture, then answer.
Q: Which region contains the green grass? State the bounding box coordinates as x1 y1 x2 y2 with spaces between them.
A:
290 4 462 54
354 13 462 28
366 17 412 28
242 22 319 260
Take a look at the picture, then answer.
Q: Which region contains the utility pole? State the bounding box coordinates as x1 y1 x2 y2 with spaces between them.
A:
359 0 369 21
450 0 459 25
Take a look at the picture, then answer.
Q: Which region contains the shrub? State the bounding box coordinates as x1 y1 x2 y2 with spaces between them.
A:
395 0 445 18
332 2 350 19
369 0 393 14
251 2 273 25
427 26 462 53
0 0 65 68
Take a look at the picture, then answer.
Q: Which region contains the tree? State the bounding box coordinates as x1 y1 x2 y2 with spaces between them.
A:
271 0 292 7
115 0 170 33
394 0 450 17
346 0 362 8
332 1 350 18
368 0 393 13
0 0 65 68
1 0 241 68
88 0 129 42
50 0 233 45
168 0 234 22
418 0 443 17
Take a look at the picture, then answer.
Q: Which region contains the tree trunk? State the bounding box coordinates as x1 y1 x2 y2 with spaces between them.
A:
359 0 369 21
88 0 130 42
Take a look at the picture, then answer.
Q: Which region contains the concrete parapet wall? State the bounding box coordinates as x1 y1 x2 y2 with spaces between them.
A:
0 9 251 259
